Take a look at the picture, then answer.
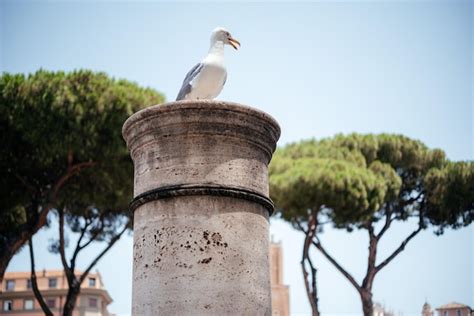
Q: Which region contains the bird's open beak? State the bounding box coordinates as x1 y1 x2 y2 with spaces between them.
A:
228 37 241 50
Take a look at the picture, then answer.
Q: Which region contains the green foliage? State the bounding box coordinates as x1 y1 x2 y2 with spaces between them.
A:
424 162 474 232
0 70 164 255
270 133 473 231
1 70 162 176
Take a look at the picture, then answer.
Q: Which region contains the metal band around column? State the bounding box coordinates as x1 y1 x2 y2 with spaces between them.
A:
130 184 274 215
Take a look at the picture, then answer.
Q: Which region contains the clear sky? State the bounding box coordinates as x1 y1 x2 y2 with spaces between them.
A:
1 0 472 315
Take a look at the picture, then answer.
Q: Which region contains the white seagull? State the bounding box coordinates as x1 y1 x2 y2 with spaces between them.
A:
176 27 240 101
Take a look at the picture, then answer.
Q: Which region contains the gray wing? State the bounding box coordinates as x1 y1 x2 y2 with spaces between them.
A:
176 63 204 101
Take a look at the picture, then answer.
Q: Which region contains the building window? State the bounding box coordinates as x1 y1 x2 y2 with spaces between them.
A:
26 279 32 289
89 298 98 308
444 311 448 316
5 280 15 291
24 299 34 310
457 310 461 316
48 278 57 288
46 298 56 308
89 277 96 287
3 300 13 311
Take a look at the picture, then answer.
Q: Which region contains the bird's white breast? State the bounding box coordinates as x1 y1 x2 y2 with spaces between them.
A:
189 56 227 100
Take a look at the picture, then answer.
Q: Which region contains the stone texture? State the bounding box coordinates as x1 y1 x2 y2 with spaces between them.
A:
122 100 280 315
122 100 280 198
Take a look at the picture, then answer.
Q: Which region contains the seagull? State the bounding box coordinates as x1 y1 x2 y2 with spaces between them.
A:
176 27 240 101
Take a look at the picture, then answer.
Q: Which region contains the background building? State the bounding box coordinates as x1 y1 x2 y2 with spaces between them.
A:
373 302 394 316
0 270 112 316
435 303 473 316
3 244 287 316
270 241 290 316
422 301 434 316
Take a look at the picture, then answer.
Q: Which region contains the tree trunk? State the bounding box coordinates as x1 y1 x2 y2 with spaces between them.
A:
361 230 377 316
0 202 50 282
0 253 11 284
1 162 95 283
309 265 320 316
63 284 80 316
1 235 34 282
28 238 53 316
299 215 320 316
360 289 374 316
301 257 320 316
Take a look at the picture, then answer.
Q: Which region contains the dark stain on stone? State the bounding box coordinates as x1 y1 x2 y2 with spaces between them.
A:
204 304 211 309
211 232 222 243
198 257 212 264
145 264 149 268
174 261 190 268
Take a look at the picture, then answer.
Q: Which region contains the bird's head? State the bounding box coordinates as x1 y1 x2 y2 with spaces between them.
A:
211 27 240 50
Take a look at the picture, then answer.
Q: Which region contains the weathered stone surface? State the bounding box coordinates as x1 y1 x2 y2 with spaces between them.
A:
122 100 280 316
122 100 280 198
132 196 270 315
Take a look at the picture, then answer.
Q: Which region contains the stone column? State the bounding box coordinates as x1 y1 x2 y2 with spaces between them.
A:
122 100 280 315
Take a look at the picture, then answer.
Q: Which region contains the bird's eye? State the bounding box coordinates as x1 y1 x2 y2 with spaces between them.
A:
226 32 230 36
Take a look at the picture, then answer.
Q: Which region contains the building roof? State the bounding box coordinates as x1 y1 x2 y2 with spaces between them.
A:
2 270 112 304
4 269 102 279
436 303 472 310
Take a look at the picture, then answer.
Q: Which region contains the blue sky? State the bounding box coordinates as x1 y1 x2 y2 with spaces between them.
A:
1 1 472 315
